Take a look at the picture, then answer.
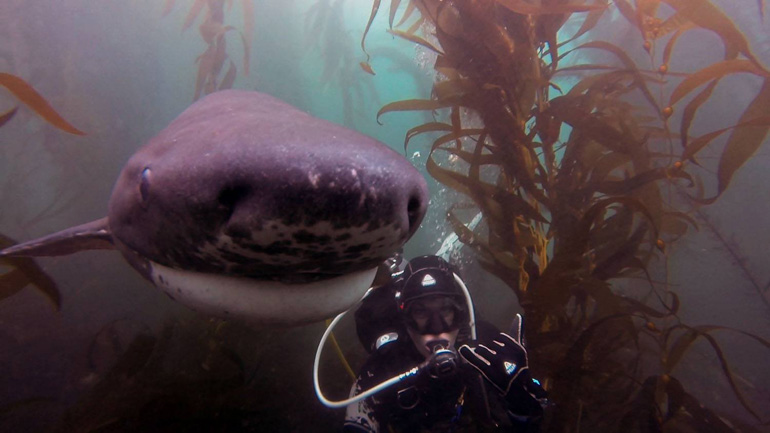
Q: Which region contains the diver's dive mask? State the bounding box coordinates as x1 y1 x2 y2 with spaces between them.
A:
403 295 466 335
395 255 470 335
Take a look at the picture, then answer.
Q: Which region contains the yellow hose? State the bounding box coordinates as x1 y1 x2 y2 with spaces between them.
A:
325 319 357 380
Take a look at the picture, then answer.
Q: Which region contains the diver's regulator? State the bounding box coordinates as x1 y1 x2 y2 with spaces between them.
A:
423 340 460 380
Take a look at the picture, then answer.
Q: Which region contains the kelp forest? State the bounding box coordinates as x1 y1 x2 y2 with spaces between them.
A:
162 0 254 101
1 0 769 432
366 0 770 431
0 73 82 312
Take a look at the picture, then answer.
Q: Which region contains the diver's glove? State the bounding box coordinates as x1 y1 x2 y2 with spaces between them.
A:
458 314 546 419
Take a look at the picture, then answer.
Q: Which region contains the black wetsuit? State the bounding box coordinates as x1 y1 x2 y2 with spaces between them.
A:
343 322 542 432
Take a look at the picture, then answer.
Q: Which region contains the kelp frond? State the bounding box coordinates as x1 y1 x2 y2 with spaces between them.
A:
0 233 61 310
0 73 85 135
364 0 770 430
162 0 253 100
0 72 82 310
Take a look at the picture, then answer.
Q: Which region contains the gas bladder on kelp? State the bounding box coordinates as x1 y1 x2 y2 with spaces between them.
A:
364 0 770 430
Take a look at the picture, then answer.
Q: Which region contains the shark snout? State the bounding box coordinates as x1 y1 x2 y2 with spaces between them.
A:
208 161 428 278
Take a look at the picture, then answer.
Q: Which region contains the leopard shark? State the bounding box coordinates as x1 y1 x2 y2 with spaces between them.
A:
0 90 428 325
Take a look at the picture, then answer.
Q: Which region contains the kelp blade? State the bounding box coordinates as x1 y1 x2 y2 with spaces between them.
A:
0 73 85 135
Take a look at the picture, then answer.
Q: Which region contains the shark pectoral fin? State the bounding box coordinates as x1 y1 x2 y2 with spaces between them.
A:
0 217 114 257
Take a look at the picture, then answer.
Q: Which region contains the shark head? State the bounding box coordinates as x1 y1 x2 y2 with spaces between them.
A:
1 90 428 325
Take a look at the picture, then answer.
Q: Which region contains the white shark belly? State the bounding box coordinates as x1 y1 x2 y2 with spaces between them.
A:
149 261 377 325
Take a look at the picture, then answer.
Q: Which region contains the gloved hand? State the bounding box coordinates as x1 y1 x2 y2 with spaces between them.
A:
459 314 546 417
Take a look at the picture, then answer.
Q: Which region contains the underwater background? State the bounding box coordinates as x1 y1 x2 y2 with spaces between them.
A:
0 0 769 431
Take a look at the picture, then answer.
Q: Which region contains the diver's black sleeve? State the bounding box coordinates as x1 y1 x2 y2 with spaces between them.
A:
504 389 546 432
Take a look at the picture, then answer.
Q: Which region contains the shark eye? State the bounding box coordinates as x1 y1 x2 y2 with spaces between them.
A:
140 167 151 203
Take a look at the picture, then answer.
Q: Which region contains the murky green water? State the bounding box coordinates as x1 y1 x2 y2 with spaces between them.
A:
1 1 769 431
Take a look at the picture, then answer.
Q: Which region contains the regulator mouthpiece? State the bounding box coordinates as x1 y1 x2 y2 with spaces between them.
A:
424 340 458 379
428 339 450 353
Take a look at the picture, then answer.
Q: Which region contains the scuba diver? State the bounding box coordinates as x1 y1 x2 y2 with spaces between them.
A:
333 254 549 432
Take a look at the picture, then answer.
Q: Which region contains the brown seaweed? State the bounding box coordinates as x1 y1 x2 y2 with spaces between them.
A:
0 73 85 135
0 73 78 309
306 0 382 127
0 106 18 128
163 0 251 100
363 0 770 430
0 233 60 309
692 207 770 314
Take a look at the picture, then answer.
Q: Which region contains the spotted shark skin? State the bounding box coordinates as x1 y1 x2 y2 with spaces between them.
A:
0 90 428 325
